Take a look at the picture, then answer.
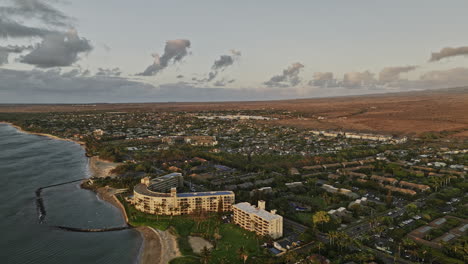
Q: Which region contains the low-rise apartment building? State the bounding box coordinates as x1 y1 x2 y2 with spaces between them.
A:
232 200 283 239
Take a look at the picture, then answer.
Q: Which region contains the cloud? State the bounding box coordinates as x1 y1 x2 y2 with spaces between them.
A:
196 49 241 83
419 67 468 83
379 66 417 83
0 68 156 103
264 62 304 87
0 17 52 38
0 44 32 65
0 1 92 68
230 49 241 56
308 72 337 88
2 67 466 104
212 55 235 70
0 52 7 65
430 46 468 62
61 68 87 78
137 39 191 76
379 67 468 90
0 0 73 27
96 67 121 77
213 79 235 87
342 71 376 88
176 74 184 79
20 29 92 68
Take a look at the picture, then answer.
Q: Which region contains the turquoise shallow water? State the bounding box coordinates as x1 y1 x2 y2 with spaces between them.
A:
0 124 142 264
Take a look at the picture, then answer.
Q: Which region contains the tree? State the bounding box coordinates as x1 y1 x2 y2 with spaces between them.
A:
283 250 300 263
405 203 418 217
312 211 330 231
237 246 248 264
200 246 211 264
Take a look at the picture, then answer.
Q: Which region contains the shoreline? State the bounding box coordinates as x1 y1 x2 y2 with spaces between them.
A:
1 122 166 264
96 187 181 264
0 121 86 146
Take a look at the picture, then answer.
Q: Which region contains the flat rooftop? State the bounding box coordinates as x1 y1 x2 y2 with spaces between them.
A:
418 226 432 233
177 191 234 197
152 172 182 182
233 202 282 221
134 184 171 197
433 218 447 226
135 184 233 198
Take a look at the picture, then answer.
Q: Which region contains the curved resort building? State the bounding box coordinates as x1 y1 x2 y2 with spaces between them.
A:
133 177 235 215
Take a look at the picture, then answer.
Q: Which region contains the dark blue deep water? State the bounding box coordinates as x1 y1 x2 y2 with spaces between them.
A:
0 124 142 264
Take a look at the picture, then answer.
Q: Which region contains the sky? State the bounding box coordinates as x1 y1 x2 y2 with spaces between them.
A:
1 0 468 103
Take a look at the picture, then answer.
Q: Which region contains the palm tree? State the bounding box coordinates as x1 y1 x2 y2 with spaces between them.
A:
327 231 339 246
155 205 161 220
200 246 211 264
237 246 248 264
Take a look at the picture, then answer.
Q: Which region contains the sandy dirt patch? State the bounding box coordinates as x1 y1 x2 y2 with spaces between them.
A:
89 156 121 178
188 236 213 254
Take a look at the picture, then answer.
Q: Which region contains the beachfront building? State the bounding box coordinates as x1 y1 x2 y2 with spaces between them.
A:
141 173 183 192
133 178 235 215
232 200 283 239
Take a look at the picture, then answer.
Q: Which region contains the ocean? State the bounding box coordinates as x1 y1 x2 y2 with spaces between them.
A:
0 124 142 264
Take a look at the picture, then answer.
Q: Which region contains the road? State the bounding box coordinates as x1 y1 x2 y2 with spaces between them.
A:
345 198 425 237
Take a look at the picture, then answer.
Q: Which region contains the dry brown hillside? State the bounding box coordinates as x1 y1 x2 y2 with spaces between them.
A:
1 87 467 138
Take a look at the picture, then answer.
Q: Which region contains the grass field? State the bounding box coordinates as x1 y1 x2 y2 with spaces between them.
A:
291 212 313 226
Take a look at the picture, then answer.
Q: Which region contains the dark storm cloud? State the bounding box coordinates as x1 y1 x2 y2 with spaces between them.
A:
430 46 468 62
20 30 92 68
378 66 417 83
137 39 191 76
264 62 304 87
0 0 73 27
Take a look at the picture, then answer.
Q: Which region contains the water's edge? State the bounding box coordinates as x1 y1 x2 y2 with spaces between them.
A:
0 122 144 264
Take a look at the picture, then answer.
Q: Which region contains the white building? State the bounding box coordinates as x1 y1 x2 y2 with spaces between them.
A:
233 200 283 239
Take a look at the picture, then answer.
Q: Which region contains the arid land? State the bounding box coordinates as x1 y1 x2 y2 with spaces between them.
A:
1 87 467 138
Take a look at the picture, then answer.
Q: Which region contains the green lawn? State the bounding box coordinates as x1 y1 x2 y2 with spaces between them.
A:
291 212 313 226
210 224 265 263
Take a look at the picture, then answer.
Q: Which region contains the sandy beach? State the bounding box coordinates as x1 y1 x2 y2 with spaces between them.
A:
89 156 121 178
97 187 181 264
